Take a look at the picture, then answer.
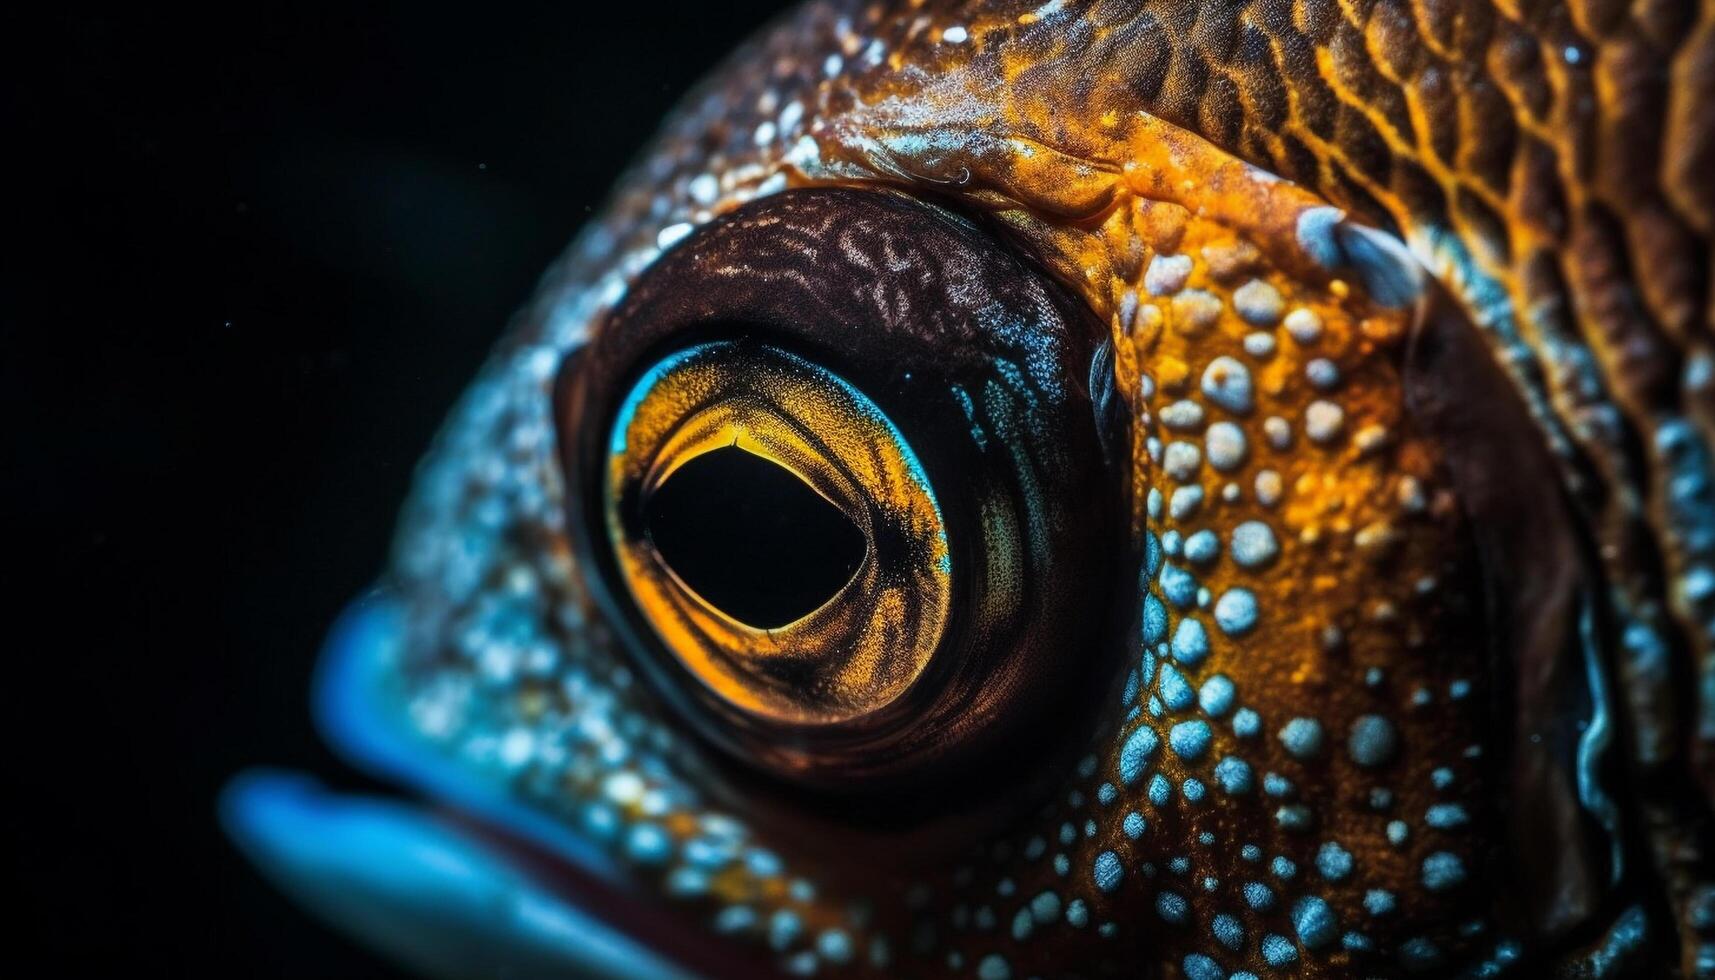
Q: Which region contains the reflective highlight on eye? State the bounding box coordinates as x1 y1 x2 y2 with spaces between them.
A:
605 340 951 726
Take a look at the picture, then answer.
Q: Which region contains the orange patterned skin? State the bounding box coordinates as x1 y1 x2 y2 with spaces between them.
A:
235 2 1715 978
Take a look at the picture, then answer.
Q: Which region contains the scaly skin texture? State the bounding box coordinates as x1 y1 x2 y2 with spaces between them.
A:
265 2 1715 977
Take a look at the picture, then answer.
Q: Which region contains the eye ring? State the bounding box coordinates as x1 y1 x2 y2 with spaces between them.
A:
604 339 953 726
556 187 1126 795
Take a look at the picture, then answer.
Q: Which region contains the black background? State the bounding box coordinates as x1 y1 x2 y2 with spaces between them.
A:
12 3 790 973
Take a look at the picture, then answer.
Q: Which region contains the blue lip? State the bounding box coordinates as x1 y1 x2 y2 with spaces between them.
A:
309 590 625 884
220 590 690 979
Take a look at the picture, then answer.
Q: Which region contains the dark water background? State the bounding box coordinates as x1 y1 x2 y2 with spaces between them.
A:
11 2 790 972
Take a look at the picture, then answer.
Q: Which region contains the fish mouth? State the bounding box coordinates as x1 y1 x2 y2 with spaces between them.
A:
220 592 770 979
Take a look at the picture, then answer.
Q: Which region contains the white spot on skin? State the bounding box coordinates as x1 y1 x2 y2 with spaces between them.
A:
1201 357 1254 414
1214 589 1259 635
603 771 646 805
1244 163 1282 185
1116 289 1139 333
1306 358 1341 390
1284 308 1323 344
1243 332 1276 358
1355 521 1403 555
1233 279 1284 326
1164 442 1202 483
656 222 694 251
1396 477 1426 514
1686 350 1712 391
498 728 535 767
1171 291 1222 335
1184 530 1220 564
1354 424 1390 455
1205 422 1248 472
784 135 822 171
1264 416 1292 450
1145 254 1194 296
1160 400 1206 431
1170 486 1205 520
1255 469 1283 506
942 25 969 43
1305 401 1346 445
1231 521 1280 568
687 174 719 207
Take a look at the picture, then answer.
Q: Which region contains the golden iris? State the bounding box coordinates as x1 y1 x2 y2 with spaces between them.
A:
604 341 951 726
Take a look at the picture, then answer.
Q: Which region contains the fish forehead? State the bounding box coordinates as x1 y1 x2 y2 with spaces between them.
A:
377 1 1712 976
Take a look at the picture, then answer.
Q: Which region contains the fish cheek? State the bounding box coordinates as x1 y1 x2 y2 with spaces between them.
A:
997 204 1523 975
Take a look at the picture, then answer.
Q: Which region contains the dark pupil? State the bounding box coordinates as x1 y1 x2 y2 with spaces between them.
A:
643 446 866 629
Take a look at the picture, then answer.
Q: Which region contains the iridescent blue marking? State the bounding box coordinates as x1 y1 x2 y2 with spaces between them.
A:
1143 594 1169 645
1148 774 1172 807
1118 724 1160 786
1212 589 1258 636
1279 717 1326 759
1229 521 1279 568
1243 881 1275 910
1093 851 1125 893
1261 933 1299 967
1199 674 1235 716
1422 852 1467 892
1171 618 1210 666
1123 811 1147 839
1156 890 1189 924
1214 756 1254 795
1347 715 1399 768
1169 720 1213 760
1232 708 1261 738
1159 664 1195 711
1316 842 1354 881
1184 953 1224 980
1425 803 1469 829
1293 896 1338 949
1183 530 1220 565
1160 565 1199 608
1213 912 1245 950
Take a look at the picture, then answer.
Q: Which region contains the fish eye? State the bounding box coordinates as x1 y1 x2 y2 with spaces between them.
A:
556 187 1126 792
604 339 951 726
